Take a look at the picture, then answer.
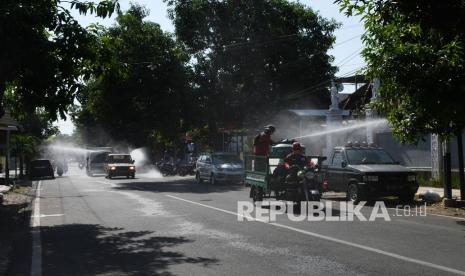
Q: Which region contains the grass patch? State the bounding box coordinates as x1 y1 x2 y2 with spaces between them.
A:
415 170 462 189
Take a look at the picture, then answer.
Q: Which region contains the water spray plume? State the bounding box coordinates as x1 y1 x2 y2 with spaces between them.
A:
130 148 147 167
130 147 163 178
291 119 387 140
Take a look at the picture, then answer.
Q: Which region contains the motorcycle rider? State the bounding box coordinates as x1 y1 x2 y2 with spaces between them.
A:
284 142 307 167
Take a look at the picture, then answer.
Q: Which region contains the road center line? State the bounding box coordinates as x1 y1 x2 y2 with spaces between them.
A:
93 180 117 187
31 180 42 276
165 194 465 276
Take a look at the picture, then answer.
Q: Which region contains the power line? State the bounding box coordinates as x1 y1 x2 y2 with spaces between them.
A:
223 33 301 50
336 47 363 66
284 67 364 100
333 34 362 47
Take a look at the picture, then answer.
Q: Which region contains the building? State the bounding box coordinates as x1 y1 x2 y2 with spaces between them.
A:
0 109 21 180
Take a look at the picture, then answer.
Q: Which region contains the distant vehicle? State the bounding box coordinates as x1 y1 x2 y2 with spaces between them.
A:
196 153 244 185
105 154 135 179
29 159 55 180
56 159 68 176
323 143 418 203
86 147 113 176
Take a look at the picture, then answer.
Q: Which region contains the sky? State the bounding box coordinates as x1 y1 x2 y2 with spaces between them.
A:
54 0 365 135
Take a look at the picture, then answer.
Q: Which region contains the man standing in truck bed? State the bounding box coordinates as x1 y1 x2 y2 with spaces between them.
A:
253 125 276 156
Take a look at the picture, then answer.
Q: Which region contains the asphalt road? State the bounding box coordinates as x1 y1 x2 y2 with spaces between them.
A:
25 165 465 276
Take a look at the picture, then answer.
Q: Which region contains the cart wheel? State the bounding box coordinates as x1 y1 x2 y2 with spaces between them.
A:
210 174 216 185
252 187 263 204
196 172 203 184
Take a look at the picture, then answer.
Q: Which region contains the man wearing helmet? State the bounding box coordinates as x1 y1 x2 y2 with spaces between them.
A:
253 125 276 156
284 142 307 167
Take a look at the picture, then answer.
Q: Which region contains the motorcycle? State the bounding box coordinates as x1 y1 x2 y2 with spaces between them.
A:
176 157 197 176
269 159 322 213
56 164 64 176
156 161 177 176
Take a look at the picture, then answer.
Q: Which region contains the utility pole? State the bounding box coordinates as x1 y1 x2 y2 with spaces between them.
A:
443 139 452 200
5 129 10 181
457 130 465 200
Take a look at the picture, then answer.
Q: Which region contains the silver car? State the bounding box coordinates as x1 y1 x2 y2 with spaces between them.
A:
195 153 244 185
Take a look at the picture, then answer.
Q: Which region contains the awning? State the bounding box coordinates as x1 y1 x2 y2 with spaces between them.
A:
0 109 21 131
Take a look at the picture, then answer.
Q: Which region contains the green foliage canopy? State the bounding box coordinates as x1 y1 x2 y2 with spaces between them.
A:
74 5 192 147
337 0 465 142
167 0 338 128
0 0 119 120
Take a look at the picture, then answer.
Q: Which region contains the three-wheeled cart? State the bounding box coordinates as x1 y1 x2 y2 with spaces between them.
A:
244 141 326 212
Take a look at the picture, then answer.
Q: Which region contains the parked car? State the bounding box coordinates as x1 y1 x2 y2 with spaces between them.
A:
105 154 135 179
29 159 55 180
195 153 244 184
322 143 418 203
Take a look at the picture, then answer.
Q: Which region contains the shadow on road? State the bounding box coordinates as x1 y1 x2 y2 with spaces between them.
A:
1 202 32 276
112 178 246 194
41 224 218 275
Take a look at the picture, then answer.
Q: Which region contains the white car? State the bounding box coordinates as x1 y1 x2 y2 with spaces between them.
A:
195 153 244 185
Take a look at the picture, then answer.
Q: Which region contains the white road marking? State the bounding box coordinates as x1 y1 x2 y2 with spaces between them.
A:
81 189 106 192
324 198 465 221
422 212 465 221
31 181 42 276
166 194 465 276
93 180 117 187
32 214 65 218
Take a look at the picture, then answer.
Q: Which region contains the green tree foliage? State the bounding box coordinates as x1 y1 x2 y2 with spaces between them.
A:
336 0 465 142
0 0 119 120
74 5 192 147
166 0 338 128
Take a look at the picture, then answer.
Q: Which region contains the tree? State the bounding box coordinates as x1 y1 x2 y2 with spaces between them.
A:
336 0 465 142
0 0 119 120
74 5 192 147
167 0 338 129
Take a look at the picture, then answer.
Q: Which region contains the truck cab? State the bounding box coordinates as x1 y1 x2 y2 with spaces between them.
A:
105 154 136 179
324 143 418 203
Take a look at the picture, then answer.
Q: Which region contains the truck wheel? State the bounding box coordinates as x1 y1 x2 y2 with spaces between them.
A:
293 201 302 214
347 183 363 204
399 192 415 203
196 172 203 184
108 174 112 179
